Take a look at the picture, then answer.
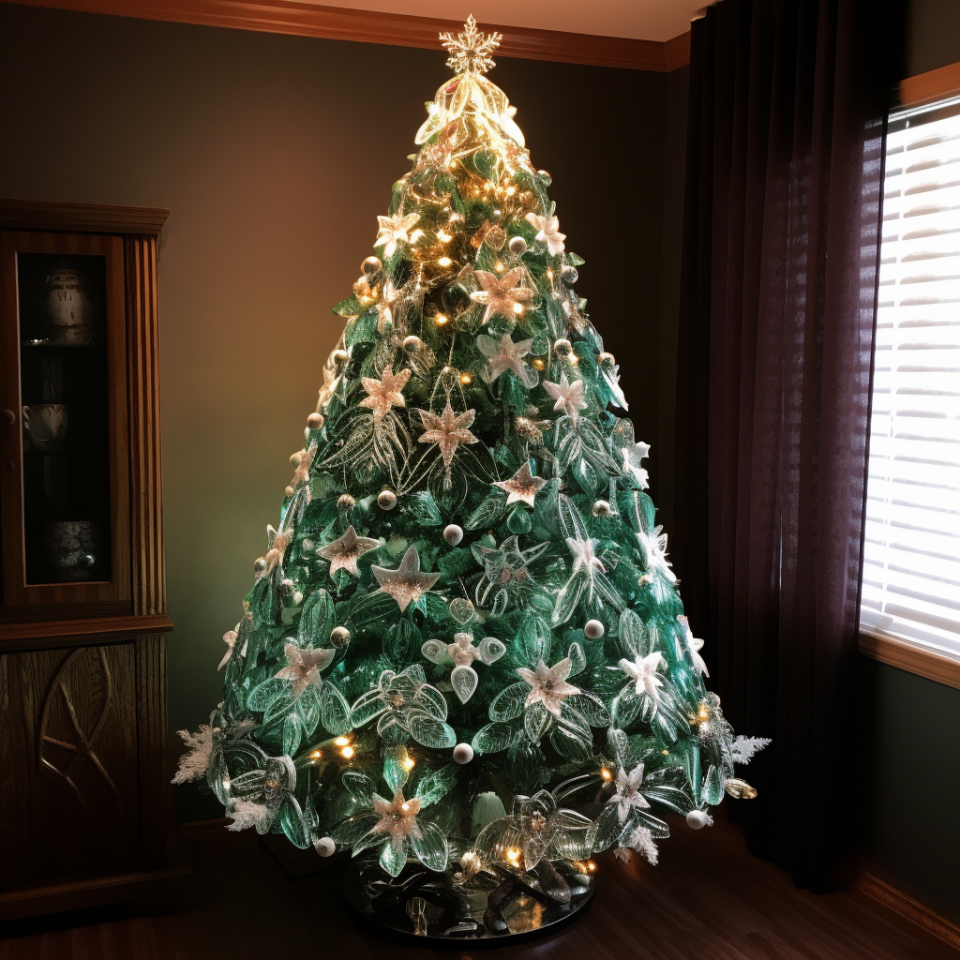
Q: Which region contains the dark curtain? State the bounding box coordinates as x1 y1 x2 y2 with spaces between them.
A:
672 0 901 889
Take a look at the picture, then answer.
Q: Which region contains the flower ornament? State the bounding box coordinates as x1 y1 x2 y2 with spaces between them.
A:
619 651 665 702
422 632 506 703
349 665 456 749
611 763 651 822
262 525 293 577
359 364 411 424
493 461 547 506
470 267 534 323
338 770 450 878
565 536 606 577
676 615 709 676
543 373 588 422
289 442 316 492
371 789 423 850
275 643 335 696
525 212 566 255
517 658 581 718
477 333 539 387
637 525 677 583
376 277 402 332
561 297 587 336
225 755 296 835
374 212 420 259
219 628 239 670
317 525 380 578
416 402 479 468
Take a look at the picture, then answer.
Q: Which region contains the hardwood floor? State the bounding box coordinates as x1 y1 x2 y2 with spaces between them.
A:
0 815 955 959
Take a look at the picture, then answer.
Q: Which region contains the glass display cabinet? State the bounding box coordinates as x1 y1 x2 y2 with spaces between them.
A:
0 199 188 919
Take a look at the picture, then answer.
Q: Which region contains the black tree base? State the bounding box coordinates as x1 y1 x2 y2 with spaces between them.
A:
342 859 595 945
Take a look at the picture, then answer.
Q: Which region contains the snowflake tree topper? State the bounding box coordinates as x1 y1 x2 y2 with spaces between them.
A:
441 15 502 75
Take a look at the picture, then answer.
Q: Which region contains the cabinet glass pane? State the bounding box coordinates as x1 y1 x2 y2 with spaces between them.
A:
17 253 111 585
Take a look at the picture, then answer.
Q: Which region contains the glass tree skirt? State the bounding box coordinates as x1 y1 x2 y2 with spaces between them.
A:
343 859 595 943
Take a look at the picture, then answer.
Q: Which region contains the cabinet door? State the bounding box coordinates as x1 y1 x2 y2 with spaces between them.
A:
0 642 140 882
0 231 130 613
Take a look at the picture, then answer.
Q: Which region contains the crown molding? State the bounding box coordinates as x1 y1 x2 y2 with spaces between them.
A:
4 0 691 71
899 59 960 107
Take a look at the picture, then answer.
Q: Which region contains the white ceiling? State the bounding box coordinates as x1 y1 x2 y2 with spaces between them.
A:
296 1 703 43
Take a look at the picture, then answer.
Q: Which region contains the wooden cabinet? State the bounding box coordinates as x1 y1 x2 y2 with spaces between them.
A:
0 199 188 920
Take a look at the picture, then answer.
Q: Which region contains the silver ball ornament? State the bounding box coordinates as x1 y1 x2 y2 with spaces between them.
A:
337 494 356 511
560 265 579 283
591 499 612 517
289 451 303 469
307 412 324 431
302 539 315 552
280 577 296 596
314 837 336 857
254 557 267 575
378 489 398 511
402 335 423 355
553 338 573 357
332 348 349 365
331 626 351 648
443 524 464 546
584 619 605 639
453 743 475 764
508 235 527 255
361 256 382 276
686 810 710 830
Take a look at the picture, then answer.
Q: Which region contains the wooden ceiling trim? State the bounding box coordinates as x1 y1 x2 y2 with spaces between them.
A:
5 0 692 71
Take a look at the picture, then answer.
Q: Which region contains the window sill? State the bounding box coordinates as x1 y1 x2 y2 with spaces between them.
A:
858 630 960 691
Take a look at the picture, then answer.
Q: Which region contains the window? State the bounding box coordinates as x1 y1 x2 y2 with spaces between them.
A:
861 95 960 661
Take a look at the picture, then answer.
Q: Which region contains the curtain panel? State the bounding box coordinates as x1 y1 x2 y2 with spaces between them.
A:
672 0 901 888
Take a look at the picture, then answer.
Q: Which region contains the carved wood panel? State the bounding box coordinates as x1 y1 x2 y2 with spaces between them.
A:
0 642 139 883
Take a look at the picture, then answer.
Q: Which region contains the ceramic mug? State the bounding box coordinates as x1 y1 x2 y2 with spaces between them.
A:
22 404 68 453
45 520 102 582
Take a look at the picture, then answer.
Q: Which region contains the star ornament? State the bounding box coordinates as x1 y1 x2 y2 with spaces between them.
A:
525 213 566 255
276 643 335 696
477 333 539 388
470 267 535 323
371 789 422 850
372 545 441 612
317 525 379 577
619 651 664 701
494 461 547 506
517 658 581 718
374 212 421 259
543 373 588 422
440 15 502 76
417 402 479 467
360 364 411 423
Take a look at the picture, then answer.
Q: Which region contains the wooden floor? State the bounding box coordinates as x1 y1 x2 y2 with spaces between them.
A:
1 816 955 960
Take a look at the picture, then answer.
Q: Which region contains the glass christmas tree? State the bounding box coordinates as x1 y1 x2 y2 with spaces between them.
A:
176 16 765 935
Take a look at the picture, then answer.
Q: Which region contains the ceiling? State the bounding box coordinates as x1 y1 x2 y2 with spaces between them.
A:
295 0 704 43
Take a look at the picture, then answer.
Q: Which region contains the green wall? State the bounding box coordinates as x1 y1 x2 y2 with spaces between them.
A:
0 4 681 823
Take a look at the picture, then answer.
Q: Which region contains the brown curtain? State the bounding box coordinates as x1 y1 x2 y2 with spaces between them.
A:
672 0 901 889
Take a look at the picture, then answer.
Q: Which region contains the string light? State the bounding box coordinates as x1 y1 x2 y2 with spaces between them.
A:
495 261 505 272
532 358 545 370
402 756 415 772
335 736 350 746
341 745 355 759
600 767 612 781
409 228 424 243
311 749 322 759
512 303 523 314
438 256 453 267
435 313 449 325
506 847 521 865
437 230 452 242
460 373 472 385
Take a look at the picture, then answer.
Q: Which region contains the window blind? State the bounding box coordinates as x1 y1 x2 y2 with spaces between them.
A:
861 95 960 661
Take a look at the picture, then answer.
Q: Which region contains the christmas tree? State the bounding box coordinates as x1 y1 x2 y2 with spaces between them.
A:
176 16 765 927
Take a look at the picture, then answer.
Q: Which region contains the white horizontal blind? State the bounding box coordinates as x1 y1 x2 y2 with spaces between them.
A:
861 96 960 661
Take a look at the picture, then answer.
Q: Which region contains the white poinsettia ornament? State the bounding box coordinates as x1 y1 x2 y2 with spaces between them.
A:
416 402 479 467
543 373 588 421
525 212 566 255
517 658 581 718
374 211 420 258
371 545 441 612
676 615 709 676
477 332 539 387
317 525 380 578
611 762 652 821
359 364 411 423
470 267 534 323
619 651 665 702
275 642 335 696
494 461 547 506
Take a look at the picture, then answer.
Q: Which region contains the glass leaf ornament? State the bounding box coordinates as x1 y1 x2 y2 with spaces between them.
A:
176 16 765 899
